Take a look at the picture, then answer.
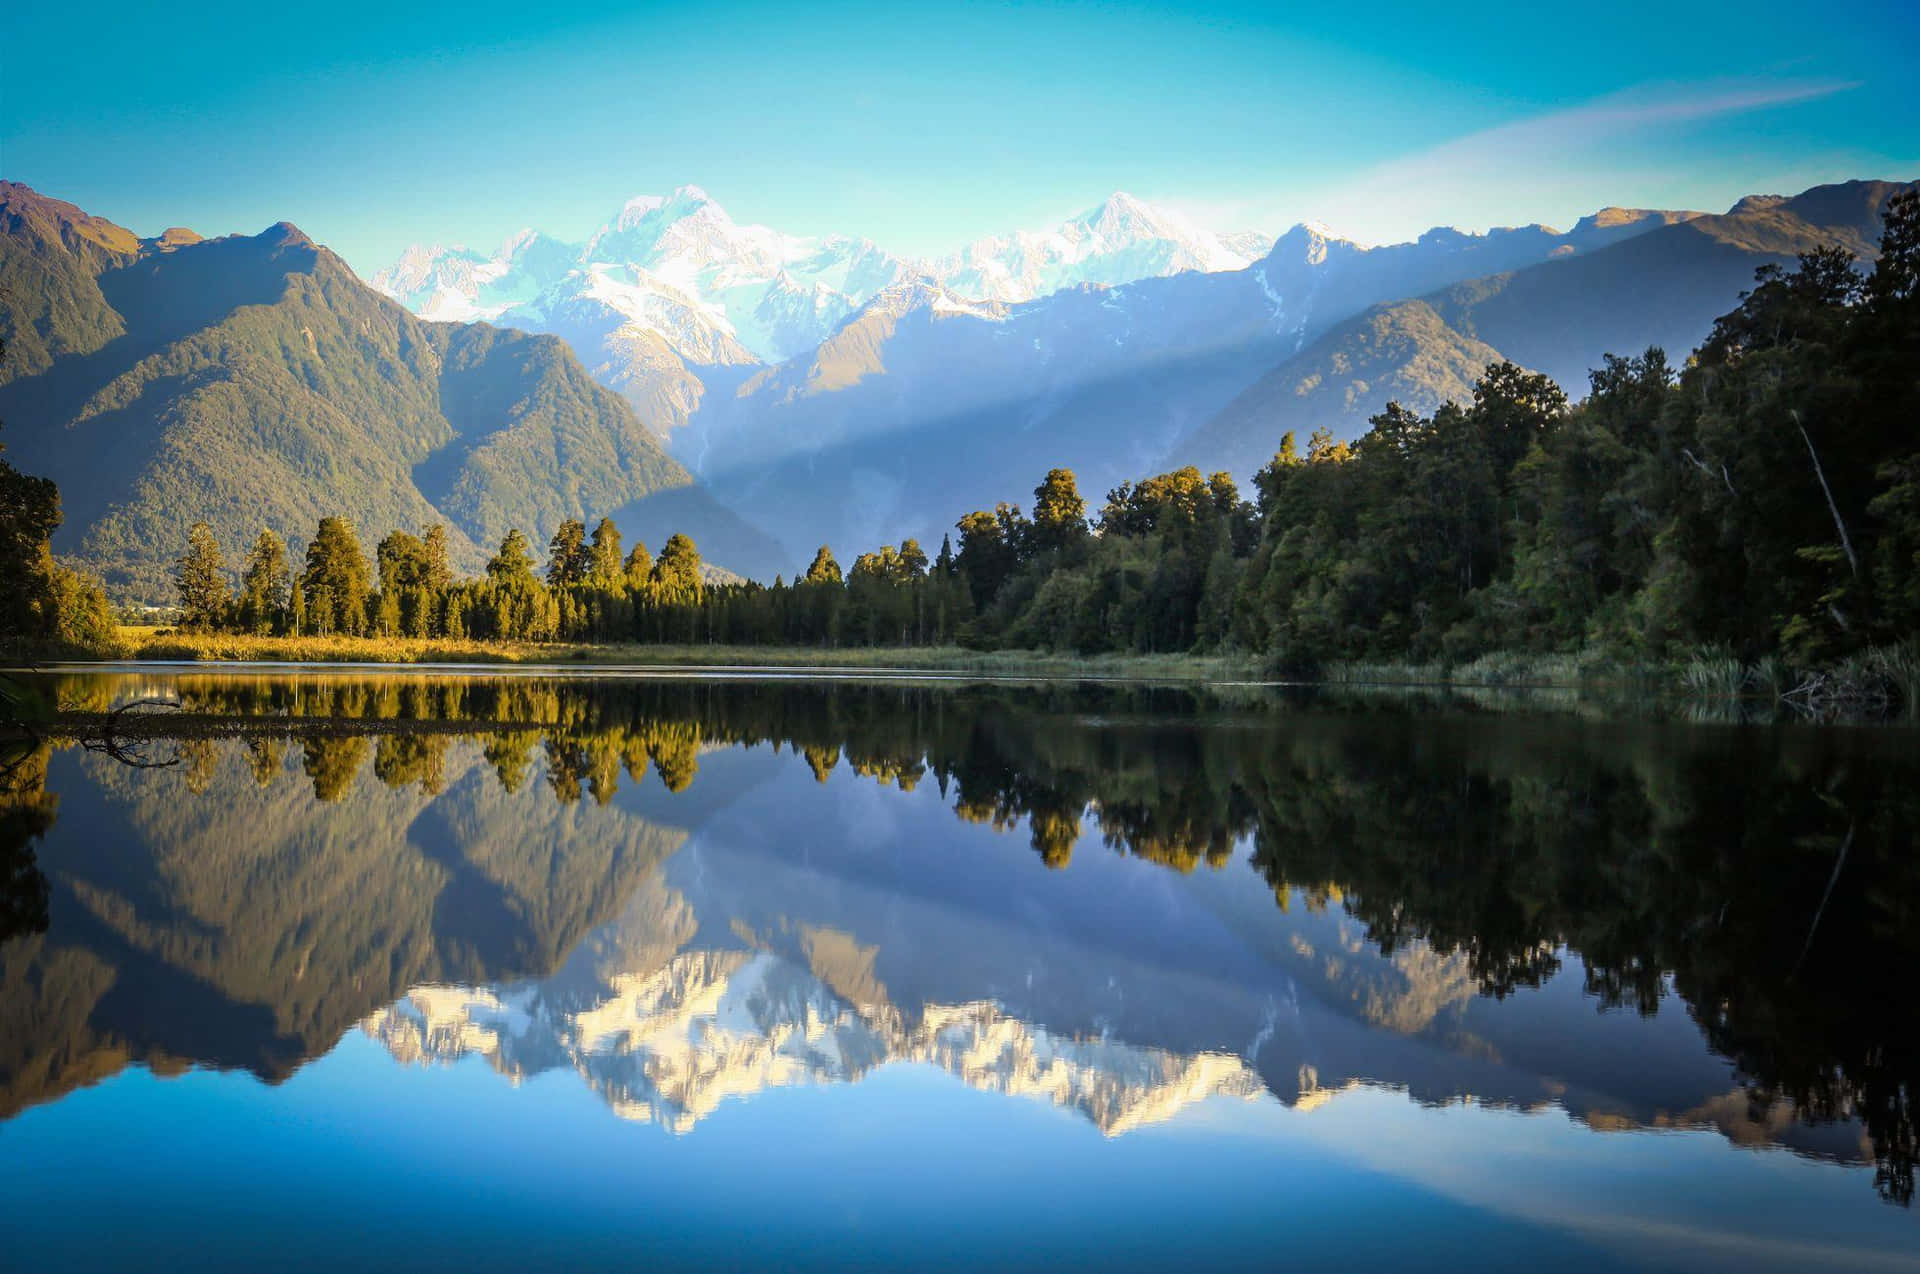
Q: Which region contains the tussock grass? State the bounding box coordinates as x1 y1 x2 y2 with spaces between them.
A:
1871 639 1920 718
1319 660 1449 686
96 628 1265 682
1680 654 1748 698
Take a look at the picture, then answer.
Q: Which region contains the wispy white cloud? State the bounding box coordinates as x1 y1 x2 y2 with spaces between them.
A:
1187 78 1862 246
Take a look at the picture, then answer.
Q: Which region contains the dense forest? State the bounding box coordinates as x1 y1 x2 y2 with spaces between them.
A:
159 194 1920 690
0 339 115 656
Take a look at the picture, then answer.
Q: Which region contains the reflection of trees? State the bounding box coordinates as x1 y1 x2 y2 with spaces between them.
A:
302 736 370 803
0 745 55 945
17 671 1920 1203
1241 719 1919 1207
374 735 447 795
1 729 687 1121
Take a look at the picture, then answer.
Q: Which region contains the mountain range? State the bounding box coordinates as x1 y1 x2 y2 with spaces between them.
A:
375 178 1912 567
0 182 787 598
371 188 1272 371
1 176 1910 592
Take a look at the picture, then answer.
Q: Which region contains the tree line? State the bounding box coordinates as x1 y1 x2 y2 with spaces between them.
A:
175 515 718 644
175 509 983 647
949 191 1920 670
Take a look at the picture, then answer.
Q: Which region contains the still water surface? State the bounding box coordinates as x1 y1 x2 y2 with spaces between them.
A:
1 672 1915 1272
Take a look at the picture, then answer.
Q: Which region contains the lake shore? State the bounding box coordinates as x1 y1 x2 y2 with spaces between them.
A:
52 628 1271 683
12 628 1913 714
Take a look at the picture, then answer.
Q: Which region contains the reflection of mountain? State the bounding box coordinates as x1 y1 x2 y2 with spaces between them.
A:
7 672 1916 1203
0 738 698 1117
367 920 1263 1136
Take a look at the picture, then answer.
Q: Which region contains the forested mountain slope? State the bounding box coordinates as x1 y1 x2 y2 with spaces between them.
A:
0 183 787 599
678 186 1902 564
1177 180 1915 480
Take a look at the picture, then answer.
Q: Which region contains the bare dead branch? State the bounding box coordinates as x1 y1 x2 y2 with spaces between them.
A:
1792 409 1860 579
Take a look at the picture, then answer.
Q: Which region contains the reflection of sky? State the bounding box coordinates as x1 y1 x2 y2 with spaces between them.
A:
3 1039 1913 1274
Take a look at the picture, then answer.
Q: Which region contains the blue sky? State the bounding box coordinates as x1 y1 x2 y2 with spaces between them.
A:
3 0 1914 274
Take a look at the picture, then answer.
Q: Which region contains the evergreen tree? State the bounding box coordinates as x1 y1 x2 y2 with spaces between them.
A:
896 539 929 580
236 528 291 634
301 517 371 636
0 455 62 641
488 530 538 586
375 529 436 637
547 519 589 587
955 509 1019 611
175 522 231 631
1031 468 1089 554
803 545 842 584
588 518 624 587
422 524 453 592
624 541 653 593
651 533 703 599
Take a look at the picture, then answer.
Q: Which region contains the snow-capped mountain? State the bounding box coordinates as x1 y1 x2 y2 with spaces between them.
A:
929 192 1274 303
365 945 1264 1135
375 228 581 324
369 188 1269 378
371 186 917 372
365 179 1780 571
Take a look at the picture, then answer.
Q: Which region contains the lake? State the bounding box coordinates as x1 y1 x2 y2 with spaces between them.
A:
1 670 1915 1272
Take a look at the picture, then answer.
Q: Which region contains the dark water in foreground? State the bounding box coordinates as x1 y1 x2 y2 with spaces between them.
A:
1 671 1916 1272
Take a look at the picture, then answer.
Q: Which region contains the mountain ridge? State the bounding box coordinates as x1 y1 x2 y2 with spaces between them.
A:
1171 177 1916 480
0 183 789 597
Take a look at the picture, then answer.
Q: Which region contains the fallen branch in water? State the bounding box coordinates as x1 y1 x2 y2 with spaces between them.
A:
76 698 184 768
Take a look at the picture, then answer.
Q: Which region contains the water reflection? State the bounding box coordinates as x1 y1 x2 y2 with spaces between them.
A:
3 672 1916 1211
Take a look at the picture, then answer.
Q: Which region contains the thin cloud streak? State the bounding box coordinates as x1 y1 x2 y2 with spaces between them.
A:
1212 78 1863 246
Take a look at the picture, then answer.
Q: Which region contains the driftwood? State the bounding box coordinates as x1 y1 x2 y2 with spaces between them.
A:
1783 669 1895 716
74 698 184 768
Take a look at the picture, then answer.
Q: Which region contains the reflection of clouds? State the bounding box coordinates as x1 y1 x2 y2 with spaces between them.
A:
1285 1088 1918 1274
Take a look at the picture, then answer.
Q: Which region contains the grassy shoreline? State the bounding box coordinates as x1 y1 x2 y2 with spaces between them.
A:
15 628 1911 713
68 628 1266 682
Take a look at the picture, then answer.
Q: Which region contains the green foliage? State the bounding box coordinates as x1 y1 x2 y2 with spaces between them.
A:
301 516 371 637
46 564 115 651
237 529 291 635
1029 468 1089 555
174 522 231 632
0 451 63 642
547 519 589 588
587 518 623 588
803 545 842 585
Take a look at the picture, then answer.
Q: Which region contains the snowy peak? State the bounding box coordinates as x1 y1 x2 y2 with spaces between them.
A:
1263 220 1363 269
370 228 581 324
371 185 1274 375
928 191 1271 303
379 186 918 368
